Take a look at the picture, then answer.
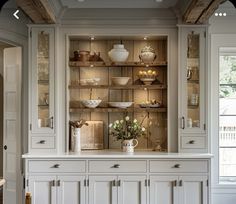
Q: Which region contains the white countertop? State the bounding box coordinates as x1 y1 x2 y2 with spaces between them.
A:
22 150 213 159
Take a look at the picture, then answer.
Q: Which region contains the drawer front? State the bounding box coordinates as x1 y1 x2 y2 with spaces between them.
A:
28 160 86 173
181 137 206 149
31 137 55 149
150 160 208 173
89 160 147 173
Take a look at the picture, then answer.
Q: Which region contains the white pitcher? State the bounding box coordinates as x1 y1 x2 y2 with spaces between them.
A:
122 139 138 153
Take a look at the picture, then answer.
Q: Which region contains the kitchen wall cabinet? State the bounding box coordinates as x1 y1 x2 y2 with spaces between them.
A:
28 175 86 204
178 26 208 153
29 27 56 153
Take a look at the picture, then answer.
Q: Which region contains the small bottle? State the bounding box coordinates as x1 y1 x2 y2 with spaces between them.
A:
187 118 192 128
25 192 31 204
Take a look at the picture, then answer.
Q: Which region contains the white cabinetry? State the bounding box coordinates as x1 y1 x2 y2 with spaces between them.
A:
24 157 210 204
89 175 147 204
28 175 86 204
29 27 56 153
178 26 207 153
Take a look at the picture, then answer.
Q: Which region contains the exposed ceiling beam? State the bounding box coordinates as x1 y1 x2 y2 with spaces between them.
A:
183 0 227 24
16 0 56 24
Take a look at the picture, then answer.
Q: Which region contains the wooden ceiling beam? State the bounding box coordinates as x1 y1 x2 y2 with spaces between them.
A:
183 0 227 24
16 0 56 24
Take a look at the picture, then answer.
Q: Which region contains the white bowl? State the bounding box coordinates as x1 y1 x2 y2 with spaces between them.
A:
111 77 130 86
81 99 102 108
108 102 133 108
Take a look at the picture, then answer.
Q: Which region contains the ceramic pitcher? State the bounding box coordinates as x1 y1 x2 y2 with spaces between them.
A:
122 139 138 153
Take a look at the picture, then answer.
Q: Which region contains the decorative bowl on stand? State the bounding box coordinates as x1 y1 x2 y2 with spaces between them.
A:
138 70 157 85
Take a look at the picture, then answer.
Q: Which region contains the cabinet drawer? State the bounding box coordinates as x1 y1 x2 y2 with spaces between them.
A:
150 160 208 173
31 137 55 149
181 136 206 149
28 160 86 173
89 160 147 173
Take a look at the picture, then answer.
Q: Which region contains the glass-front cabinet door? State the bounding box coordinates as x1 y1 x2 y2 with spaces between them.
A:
31 27 55 134
179 27 206 135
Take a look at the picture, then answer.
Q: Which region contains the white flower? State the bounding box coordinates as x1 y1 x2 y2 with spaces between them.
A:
142 127 146 132
125 116 130 121
133 119 137 123
120 120 124 123
115 120 119 124
109 123 113 128
114 125 117 129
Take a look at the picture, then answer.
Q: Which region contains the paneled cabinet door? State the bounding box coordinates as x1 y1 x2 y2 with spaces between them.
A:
118 176 147 204
57 175 86 204
179 27 206 135
150 176 178 204
88 175 117 204
28 175 57 204
178 176 208 204
30 27 55 135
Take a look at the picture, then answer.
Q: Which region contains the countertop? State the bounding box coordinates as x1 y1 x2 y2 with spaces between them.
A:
22 150 213 159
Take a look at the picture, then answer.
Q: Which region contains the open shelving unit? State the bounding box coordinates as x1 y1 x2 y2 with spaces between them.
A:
67 36 168 151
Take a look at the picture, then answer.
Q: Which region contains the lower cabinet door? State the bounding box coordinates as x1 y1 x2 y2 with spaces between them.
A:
178 176 208 204
28 175 57 204
57 175 86 204
88 175 117 204
150 176 178 204
118 175 147 204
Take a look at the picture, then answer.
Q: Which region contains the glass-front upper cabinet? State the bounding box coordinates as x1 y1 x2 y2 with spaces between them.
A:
179 27 206 135
30 27 55 134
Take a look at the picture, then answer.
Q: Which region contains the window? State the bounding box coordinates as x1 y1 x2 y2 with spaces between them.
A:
219 51 236 183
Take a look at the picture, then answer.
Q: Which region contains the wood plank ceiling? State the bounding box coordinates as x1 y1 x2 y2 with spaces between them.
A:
183 0 227 24
16 0 56 23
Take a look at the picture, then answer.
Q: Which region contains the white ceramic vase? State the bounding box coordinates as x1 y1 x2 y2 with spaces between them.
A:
122 139 138 153
108 44 129 63
71 128 81 152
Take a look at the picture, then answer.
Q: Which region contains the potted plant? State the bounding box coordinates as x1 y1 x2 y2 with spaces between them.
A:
109 116 146 152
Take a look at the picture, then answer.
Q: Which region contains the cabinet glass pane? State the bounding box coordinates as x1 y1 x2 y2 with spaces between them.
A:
37 31 50 128
186 32 200 128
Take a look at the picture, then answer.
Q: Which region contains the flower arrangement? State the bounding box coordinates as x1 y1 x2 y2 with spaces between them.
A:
69 119 88 128
109 116 146 141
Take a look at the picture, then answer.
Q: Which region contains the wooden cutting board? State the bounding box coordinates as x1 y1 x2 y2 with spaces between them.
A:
80 121 104 150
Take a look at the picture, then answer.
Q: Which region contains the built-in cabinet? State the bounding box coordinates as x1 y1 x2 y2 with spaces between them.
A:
24 158 210 204
178 26 207 153
29 27 56 153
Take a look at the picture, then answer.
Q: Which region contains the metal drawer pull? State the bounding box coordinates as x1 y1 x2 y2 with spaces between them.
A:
52 164 60 168
50 116 54 129
38 140 46 144
189 140 195 144
117 180 121 187
112 164 120 168
179 180 183 186
181 117 185 129
112 180 116 186
51 180 55 186
57 180 60 186
173 180 177 187
173 164 181 168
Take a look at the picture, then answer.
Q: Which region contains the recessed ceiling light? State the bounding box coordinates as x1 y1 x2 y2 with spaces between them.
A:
78 0 85 2
155 0 163 2
91 37 95 40
223 13 227 16
219 13 222 16
215 13 218 16
144 37 148 40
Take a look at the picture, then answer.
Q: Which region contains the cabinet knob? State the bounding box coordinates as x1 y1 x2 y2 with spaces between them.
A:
3 145 7 150
189 140 195 144
38 140 46 144
52 164 60 168
112 164 120 168
173 164 181 168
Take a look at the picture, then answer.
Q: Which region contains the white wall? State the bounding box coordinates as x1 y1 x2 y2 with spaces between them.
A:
208 1 236 203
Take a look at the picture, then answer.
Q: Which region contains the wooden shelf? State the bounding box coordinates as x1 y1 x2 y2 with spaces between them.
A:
69 84 167 90
188 105 199 109
187 79 199 84
38 80 49 85
69 107 167 113
69 61 167 68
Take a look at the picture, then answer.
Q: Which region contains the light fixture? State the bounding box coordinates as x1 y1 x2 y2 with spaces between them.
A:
219 13 222 16
144 37 147 40
214 12 227 17
223 13 227 16
215 13 218 16
91 37 95 40
78 0 85 2
155 0 163 2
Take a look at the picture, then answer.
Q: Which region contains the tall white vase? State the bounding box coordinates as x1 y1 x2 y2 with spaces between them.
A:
72 128 81 152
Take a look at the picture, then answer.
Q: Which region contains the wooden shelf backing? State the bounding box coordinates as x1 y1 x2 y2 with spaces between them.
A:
188 105 199 109
69 84 167 90
69 107 167 113
187 79 199 84
69 61 167 68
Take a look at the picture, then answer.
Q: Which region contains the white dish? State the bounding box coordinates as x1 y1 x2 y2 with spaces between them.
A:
80 78 101 85
111 77 130 86
108 102 133 108
81 99 102 108
139 78 155 85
